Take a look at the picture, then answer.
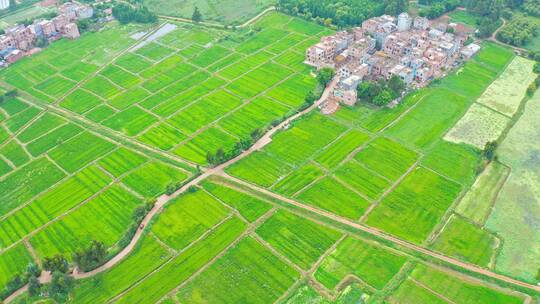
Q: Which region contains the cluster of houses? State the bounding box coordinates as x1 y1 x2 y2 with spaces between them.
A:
305 13 481 114
0 2 93 66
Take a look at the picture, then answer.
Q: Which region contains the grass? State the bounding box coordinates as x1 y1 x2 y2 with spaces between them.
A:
476 56 536 117
48 132 116 173
272 163 324 197
71 236 172 304
353 137 418 182
17 113 66 143
335 160 391 200
421 141 481 186
390 278 447 304
202 181 272 222
115 217 246 304
0 165 111 248
456 161 509 225
26 124 82 156
102 106 158 136
256 210 342 269
122 161 188 198
0 243 33 290
0 157 65 217
314 236 407 290
448 10 482 28
444 103 510 149
151 189 230 250
484 90 540 281
296 177 371 220
97 147 147 178
385 88 469 149
315 129 371 169
176 237 299 304
0 140 30 167
432 215 497 267
409 264 525 304
284 283 366 304
144 0 275 24
366 167 461 244
30 185 142 259
60 89 103 114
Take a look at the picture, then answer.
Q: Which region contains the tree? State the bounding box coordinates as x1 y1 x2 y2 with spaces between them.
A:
73 241 107 272
165 183 176 195
304 90 318 105
534 62 540 74
527 82 537 96
43 255 69 273
192 6 202 23
372 89 393 106
317 67 335 86
27 275 41 297
26 263 41 278
483 141 498 161
48 271 74 301
388 75 405 98
8 0 16 11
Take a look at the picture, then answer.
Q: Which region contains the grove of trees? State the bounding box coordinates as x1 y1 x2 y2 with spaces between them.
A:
357 75 406 106
276 0 408 27
112 3 157 24
497 17 539 46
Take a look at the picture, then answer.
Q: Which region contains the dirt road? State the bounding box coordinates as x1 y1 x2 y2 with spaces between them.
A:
218 173 540 293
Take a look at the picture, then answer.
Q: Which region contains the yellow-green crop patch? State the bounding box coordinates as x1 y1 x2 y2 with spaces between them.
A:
366 167 461 244
256 210 342 269
314 237 407 290
151 189 230 250
122 161 188 198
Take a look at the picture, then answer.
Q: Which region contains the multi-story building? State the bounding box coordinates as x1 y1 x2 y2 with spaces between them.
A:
0 0 9 10
306 12 474 113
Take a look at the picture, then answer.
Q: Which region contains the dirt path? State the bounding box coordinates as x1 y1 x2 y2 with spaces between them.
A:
158 6 276 29
217 173 540 293
3 77 335 304
489 18 528 54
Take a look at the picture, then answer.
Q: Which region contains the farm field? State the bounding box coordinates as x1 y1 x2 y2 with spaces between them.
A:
143 0 274 24
484 90 540 281
0 6 539 304
389 264 526 304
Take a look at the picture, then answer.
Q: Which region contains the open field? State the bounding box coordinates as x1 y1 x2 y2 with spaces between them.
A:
431 215 497 267
314 236 408 290
256 210 342 269
485 90 540 281
389 264 526 304
365 167 461 244
444 103 510 149
177 237 299 303
476 56 536 116
144 0 274 24
456 161 509 225
282 283 366 304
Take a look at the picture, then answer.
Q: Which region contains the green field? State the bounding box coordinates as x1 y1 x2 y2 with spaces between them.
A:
485 90 540 281
366 167 462 244
432 215 497 267
314 237 407 290
256 210 342 269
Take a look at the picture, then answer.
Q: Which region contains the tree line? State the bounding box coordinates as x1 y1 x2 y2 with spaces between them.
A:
276 0 408 28
112 3 157 24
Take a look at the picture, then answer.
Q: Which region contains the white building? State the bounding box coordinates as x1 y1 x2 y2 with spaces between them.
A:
0 0 10 10
461 43 481 59
397 13 412 32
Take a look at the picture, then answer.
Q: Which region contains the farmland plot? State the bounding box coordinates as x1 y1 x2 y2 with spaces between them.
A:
476 56 536 116
445 103 510 149
390 264 526 304
256 210 342 269
366 167 461 244
177 237 299 304
0 244 33 291
314 237 408 290
484 90 540 281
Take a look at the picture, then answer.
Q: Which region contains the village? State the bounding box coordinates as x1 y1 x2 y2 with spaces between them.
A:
305 12 481 114
0 1 94 66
